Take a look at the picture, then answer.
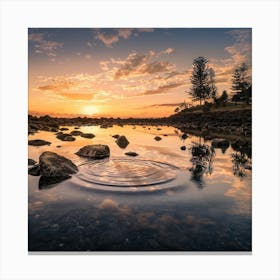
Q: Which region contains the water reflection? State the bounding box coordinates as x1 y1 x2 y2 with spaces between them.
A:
28 124 252 251
232 152 251 178
189 143 215 184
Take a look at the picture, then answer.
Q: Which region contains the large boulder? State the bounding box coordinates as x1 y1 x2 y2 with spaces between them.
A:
28 139 51 146
211 138 230 148
115 136 129 148
39 151 78 178
76 144 110 159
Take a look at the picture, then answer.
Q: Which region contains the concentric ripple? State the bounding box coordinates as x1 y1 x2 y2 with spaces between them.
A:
73 157 185 192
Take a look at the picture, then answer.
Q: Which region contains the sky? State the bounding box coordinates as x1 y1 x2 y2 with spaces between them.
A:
28 28 252 118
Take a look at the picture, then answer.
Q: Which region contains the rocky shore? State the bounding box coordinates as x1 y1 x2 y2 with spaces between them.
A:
28 108 251 139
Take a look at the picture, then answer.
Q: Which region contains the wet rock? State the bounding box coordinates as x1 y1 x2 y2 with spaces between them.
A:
181 133 188 139
76 144 110 159
125 152 139 157
28 139 51 146
39 151 78 177
112 134 119 139
70 130 83 136
59 127 69 131
56 133 76 141
154 136 162 141
80 133 95 139
28 165 40 176
115 136 129 149
180 146 186 151
211 138 230 148
28 158 37 165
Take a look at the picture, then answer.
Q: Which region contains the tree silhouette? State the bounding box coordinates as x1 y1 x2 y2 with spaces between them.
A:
188 57 211 105
208 67 217 102
231 63 251 104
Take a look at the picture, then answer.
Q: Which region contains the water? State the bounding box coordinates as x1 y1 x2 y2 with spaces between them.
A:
28 125 252 251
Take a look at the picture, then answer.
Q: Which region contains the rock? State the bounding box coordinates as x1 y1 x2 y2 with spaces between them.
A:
70 130 83 136
125 152 139 157
181 133 188 139
74 127 80 129
163 134 168 137
156 128 162 130
80 133 95 139
28 158 37 165
39 151 78 177
154 136 162 141
56 145 62 148
115 136 129 148
28 139 51 146
28 165 40 176
204 135 213 140
211 138 230 148
112 134 119 139
56 134 76 141
59 127 69 131
180 146 186 151
76 145 110 159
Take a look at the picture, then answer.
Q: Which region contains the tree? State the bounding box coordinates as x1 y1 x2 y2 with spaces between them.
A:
188 57 211 105
231 63 251 104
208 67 217 102
219 90 228 105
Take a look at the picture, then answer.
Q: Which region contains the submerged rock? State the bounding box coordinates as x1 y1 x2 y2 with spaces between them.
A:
70 130 83 136
211 138 230 148
56 133 76 141
125 152 139 157
76 144 110 159
28 139 51 146
115 136 129 148
28 158 37 165
39 151 78 178
154 136 162 141
80 133 95 139
28 165 40 176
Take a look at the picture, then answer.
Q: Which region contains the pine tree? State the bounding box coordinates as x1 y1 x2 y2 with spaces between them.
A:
189 57 211 105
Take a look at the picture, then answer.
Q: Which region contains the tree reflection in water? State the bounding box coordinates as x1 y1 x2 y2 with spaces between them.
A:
189 142 215 188
231 152 251 178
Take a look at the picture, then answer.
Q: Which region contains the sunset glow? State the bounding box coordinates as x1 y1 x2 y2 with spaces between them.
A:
28 28 252 118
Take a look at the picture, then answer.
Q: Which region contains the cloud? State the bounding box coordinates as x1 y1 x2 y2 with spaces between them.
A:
162 47 174 54
59 92 94 100
139 81 185 96
38 81 76 91
113 51 174 79
141 102 184 108
95 28 154 47
28 32 63 58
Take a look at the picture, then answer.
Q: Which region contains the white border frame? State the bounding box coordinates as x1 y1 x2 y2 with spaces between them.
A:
1 0 280 279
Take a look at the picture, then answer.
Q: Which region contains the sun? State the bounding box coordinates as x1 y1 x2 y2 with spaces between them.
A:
81 105 99 116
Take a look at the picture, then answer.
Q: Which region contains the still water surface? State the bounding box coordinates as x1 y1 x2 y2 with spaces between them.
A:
28 125 251 251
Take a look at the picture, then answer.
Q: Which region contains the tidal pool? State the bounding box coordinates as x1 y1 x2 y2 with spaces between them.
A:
28 125 252 251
